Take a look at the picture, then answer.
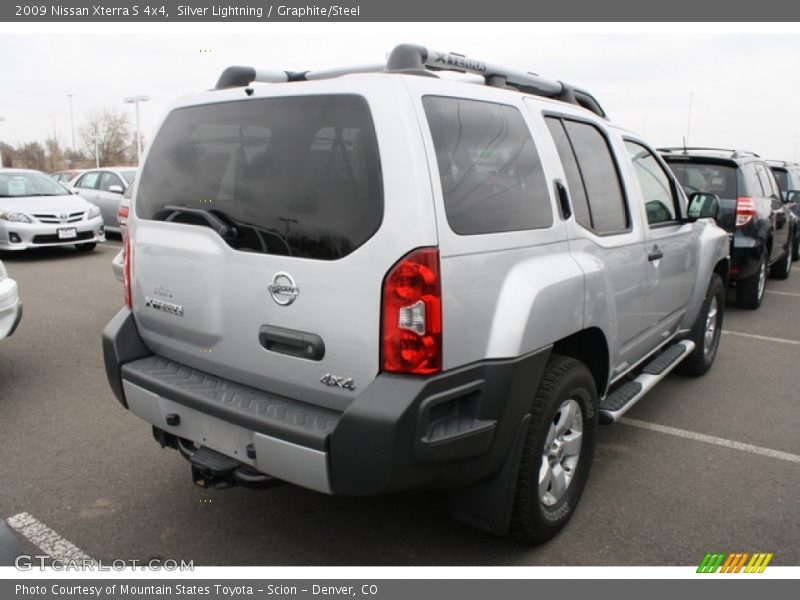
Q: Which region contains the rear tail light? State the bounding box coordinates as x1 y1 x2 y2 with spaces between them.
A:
381 247 442 375
735 196 756 227
123 233 132 309
118 204 129 230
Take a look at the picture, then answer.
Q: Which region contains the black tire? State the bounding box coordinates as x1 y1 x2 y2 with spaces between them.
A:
76 242 96 252
677 274 725 376
769 240 792 280
737 252 767 310
792 234 799 262
508 355 598 544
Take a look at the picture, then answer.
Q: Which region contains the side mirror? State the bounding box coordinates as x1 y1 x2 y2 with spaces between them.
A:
687 192 720 221
785 190 800 203
108 185 124 194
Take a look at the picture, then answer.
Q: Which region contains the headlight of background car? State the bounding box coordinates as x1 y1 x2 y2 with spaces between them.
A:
87 206 101 219
0 211 32 223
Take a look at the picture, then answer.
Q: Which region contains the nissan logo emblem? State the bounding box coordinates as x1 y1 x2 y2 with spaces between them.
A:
267 272 299 306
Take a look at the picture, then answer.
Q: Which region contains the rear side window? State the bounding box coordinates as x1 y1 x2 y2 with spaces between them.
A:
76 172 100 189
545 116 628 234
423 96 552 235
137 95 382 260
667 161 739 199
771 167 788 192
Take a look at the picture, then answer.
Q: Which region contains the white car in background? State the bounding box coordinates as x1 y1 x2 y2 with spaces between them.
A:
0 260 21 340
0 169 105 251
71 167 136 233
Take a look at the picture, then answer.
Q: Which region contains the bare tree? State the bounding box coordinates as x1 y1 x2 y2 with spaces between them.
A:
0 142 13 168
80 109 136 166
17 142 47 170
45 137 64 172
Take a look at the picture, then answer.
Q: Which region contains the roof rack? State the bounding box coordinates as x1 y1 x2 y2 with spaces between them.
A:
765 159 800 167
658 147 760 159
213 43 607 119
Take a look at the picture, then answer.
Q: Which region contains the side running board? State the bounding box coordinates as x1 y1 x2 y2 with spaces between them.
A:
599 340 695 425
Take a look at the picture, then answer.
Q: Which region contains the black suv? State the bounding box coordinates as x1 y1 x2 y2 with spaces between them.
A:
767 160 800 260
661 148 794 309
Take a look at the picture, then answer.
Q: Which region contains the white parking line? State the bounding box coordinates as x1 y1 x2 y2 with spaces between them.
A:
766 290 800 298
619 417 800 465
6 512 96 563
722 330 800 346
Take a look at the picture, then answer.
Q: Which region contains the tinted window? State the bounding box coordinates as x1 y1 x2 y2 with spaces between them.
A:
756 164 778 197
76 172 100 189
771 167 788 193
423 96 552 235
667 161 739 199
545 117 592 230
562 120 628 233
625 141 678 225
137 95 382 260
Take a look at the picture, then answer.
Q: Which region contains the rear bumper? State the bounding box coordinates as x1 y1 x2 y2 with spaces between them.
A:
103 308 550 496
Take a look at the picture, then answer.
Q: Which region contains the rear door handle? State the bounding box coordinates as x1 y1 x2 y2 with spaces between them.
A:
648 246 663 262
259 325 325 361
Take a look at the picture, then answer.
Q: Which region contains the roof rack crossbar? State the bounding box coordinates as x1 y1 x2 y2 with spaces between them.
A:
385 44 606 118
657 146 761 158
213 43 607 119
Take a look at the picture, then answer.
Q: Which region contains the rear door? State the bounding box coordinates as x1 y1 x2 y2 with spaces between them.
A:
130 89 433 411
624 140 695 339
73 171 101 204
756 163 790 261
96 171 125 229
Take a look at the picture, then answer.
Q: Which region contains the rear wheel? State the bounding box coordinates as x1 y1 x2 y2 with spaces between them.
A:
737 252 767 310
678 274 724 376
508 355 597 544
76 242 96 252
769 240 792 280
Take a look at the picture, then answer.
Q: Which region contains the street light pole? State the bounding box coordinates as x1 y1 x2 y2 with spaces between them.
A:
123 94 150 165
67 94 75 154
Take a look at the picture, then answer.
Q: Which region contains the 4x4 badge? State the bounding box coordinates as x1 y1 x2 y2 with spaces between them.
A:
268 272 299 306
320 373 355 391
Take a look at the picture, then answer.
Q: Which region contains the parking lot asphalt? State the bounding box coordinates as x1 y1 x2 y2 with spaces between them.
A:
0 242 798 566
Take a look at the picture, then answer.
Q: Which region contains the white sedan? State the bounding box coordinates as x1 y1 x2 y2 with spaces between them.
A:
0 260 21 340
0 169 105 252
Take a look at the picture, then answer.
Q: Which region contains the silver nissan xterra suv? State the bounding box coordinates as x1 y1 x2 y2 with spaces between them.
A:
103 44 729 543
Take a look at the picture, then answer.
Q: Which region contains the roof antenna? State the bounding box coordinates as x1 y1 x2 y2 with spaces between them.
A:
685 92 693 148
682 136 687 154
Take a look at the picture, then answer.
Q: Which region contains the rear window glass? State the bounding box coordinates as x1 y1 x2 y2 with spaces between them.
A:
423 96 552 235
136 95 382 260
666 161 738 199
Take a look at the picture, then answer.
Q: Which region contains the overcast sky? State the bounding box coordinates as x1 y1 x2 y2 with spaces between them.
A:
2 27 800 161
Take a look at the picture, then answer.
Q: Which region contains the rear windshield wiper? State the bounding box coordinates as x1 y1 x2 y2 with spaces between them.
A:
160 205 237 239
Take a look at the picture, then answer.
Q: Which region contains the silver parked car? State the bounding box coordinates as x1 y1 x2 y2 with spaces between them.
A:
71 167 136 233
103 44 729 544
0 169 105 251
0 260 21 340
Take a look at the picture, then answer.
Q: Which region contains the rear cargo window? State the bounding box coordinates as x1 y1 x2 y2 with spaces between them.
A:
423 96 552 235
136 95 382 260
667 161 738 199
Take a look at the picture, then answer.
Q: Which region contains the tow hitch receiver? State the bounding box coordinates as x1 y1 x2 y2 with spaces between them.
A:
190 446 241 489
